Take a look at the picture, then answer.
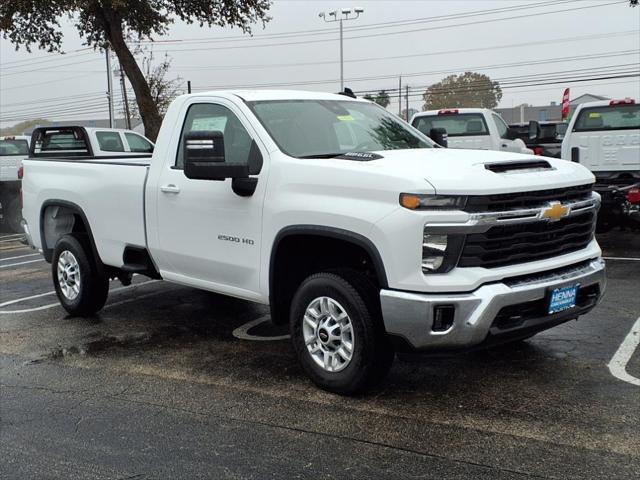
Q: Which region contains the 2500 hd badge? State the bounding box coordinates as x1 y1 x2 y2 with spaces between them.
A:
218 234 255 245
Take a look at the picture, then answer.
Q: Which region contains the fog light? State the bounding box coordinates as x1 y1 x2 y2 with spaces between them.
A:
433 305 455 332
422 233 448 272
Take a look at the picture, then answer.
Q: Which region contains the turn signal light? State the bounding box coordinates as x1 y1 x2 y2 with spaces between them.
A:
627 187 640 204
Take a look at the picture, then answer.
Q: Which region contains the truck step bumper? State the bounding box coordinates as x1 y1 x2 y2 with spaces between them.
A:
380 258 606 352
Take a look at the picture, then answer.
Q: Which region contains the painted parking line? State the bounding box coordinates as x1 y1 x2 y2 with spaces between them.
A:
0 280 159 314
0 237 24 244
0 234 24 240
608 316 640 387
603 256 640 261
0 253 40 262
0 258 45 269
232 316 290 341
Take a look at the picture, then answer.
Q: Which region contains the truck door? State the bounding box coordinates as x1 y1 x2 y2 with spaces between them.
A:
491 113 527 153
153 100 267 300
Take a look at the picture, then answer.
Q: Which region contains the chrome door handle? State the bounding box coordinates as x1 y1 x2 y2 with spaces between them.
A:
160 184 180 194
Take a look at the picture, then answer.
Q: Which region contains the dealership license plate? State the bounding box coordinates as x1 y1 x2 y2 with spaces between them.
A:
548 284 579 314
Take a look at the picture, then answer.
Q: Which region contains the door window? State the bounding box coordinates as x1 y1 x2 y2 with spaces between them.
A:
492 114 510 139
176 103 253 169
96 131 125 152
124 133 154 153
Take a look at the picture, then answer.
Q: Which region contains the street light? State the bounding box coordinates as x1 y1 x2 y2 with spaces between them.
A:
319 7 364 91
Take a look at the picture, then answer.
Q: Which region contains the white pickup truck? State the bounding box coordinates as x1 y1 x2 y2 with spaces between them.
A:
22 90 605 394
0 135 30 231
411 108 533 154
561 98 640 231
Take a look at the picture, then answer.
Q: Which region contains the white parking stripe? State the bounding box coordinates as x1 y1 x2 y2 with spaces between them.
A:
0 280 159 314
603 256 640 261
0 258 45 269
0 253 40 262
0 234 23 240
608 316 640 387
0 237 24 243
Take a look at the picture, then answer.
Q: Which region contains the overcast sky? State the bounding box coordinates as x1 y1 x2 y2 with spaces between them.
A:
1 0 639 128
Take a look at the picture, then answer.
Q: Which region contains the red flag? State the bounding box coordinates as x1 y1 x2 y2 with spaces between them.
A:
561 88 570 120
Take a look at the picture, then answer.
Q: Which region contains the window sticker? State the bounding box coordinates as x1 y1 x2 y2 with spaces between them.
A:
589 112 601 118
337 115 355 122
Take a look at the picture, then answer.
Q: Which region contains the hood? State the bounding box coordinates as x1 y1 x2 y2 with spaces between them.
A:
367 148 595 195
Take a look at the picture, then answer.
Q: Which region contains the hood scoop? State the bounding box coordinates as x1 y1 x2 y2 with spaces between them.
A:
485 160 552 174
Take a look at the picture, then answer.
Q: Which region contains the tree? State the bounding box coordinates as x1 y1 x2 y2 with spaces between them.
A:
126 50 183 119
363 90 390 108
421 72 502 111
0 1 271 141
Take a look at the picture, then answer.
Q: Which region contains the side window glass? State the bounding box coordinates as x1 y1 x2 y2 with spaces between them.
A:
124 133 153 153
176 103 253 169
96 131 125 152
492 114 509 139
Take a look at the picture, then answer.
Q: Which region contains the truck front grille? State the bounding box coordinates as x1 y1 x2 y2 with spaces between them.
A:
464 184 593 213
458 210 596 269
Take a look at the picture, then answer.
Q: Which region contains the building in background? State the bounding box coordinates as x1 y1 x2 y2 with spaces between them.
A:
496 93 609 123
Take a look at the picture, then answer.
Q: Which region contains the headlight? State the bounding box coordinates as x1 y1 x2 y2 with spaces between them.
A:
422 234 447 272
400 193 467 210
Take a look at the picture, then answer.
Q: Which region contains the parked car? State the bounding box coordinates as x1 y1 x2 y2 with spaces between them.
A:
509 121 567 158
410 108 533 154
0 135 30 232
22 90 605 394
561 98 640 231
29 126 154 158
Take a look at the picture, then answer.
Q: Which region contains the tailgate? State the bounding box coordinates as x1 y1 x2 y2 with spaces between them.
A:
571 130 640 172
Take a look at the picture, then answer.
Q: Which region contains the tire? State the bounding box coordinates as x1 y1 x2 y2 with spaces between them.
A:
289 270 394 395
52 234 109 316
6 197 23 233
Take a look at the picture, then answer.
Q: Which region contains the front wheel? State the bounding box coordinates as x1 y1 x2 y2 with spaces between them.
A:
52 234 109 316
290 270 394 395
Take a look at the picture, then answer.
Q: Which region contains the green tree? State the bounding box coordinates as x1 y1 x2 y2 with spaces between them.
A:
1 1 271 141
421 72 502 110
364 90 390 108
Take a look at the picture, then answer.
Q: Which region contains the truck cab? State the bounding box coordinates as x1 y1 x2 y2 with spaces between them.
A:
411 108 533 154
561 98 640 230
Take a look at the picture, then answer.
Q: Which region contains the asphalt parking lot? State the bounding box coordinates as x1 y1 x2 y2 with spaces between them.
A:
1 230 639 479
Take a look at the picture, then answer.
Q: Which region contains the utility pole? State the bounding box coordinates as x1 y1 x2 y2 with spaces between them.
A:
398 75 402 117
105 47 115 128
319 7 364 92
119 61 131 130
405 85 409 121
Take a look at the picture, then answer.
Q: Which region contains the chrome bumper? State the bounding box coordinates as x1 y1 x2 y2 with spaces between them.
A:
380 258 606 351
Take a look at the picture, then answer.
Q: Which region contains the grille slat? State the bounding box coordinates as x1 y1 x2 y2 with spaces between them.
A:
459 203 596 269
465 184 593 213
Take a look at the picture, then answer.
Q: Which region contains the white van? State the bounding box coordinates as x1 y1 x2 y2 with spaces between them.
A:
411 108 533 154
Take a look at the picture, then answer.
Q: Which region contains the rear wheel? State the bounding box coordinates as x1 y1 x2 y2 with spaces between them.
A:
52 234 109 316
290 270 394 395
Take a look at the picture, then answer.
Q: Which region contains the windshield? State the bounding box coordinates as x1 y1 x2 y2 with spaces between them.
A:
574 104 640 132
0 139 29 156
413 113 489 137
247 99 433 158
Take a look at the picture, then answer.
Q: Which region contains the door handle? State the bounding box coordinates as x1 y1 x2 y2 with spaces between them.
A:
160 184 180 194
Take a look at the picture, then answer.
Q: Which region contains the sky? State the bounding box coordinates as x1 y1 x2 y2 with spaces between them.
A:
0 0 639 128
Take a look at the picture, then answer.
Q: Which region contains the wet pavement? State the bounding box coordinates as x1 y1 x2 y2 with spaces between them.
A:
1 231 639 479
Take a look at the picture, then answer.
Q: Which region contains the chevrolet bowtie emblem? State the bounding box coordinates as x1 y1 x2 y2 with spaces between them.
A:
541 201 570 222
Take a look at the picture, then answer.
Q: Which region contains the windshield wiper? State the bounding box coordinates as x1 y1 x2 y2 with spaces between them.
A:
298 152 347 159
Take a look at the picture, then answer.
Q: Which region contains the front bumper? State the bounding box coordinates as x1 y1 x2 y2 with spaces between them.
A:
380 258 606 351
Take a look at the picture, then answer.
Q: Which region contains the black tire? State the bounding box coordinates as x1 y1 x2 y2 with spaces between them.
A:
289 270 394 395
6 197 23 233
52 234 109 316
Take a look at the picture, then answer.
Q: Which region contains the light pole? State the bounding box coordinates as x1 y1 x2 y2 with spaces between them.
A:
319 7 364 92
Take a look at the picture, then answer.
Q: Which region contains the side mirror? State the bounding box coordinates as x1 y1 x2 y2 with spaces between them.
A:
429 127 448 148
184 131 248 181
528 120 542 141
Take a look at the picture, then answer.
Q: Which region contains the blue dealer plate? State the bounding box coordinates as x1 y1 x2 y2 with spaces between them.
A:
548 284 579 314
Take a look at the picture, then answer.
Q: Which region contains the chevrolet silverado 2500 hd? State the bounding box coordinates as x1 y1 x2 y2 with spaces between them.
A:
21 90 606 394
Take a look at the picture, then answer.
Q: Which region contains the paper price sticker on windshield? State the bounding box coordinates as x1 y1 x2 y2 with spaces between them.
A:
337 115 354 121
589 112 601 118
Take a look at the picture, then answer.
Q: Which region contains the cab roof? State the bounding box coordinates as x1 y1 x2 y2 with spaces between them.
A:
183 89 368 103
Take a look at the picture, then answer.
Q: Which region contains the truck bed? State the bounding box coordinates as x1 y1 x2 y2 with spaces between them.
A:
22 156 151 268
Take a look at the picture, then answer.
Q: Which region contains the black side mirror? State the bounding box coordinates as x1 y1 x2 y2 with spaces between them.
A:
429 127 448 147
528 120 542 141
183 131 248 181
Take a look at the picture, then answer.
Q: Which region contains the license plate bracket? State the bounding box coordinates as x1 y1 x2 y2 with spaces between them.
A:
548 284 580 314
